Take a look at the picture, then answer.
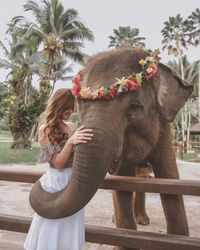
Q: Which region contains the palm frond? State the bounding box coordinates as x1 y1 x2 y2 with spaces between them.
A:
108 26 146 48
0 41 9 57
0 59 12 70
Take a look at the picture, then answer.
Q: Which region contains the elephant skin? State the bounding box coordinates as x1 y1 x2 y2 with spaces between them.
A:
29 48 193 250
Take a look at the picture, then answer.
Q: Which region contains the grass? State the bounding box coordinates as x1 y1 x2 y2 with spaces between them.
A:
176 152 198 162
183 153 197 161
0 130 40 164
0 130 12 139
0 130 11 136
0 141 40 164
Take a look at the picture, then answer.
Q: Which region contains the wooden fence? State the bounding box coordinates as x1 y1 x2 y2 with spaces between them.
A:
0 169 200 250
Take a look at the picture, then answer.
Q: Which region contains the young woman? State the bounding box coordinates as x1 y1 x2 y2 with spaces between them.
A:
24 88 93 250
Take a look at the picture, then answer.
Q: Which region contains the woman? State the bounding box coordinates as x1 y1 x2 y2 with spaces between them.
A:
24 88 93 250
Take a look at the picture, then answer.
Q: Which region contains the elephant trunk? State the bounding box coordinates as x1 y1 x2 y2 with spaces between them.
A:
29 120 116 219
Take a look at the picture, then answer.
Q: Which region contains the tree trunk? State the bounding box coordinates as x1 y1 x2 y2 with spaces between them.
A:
28 120 38 145
10 126 33 149
180 56 186 141
24 73 32 105
179 56 191 144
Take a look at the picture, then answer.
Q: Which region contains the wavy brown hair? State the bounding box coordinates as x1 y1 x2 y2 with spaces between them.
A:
43 88 75 147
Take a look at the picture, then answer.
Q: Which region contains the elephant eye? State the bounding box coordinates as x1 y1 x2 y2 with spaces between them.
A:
129 103 143 111
126 103 144 118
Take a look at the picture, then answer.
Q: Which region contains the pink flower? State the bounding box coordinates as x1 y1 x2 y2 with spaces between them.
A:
145 64 158 80
87 92 94 100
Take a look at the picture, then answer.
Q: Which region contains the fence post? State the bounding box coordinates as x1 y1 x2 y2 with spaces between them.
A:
179 142 184 160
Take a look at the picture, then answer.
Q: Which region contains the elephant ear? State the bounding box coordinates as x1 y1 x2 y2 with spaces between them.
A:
154 63 193 122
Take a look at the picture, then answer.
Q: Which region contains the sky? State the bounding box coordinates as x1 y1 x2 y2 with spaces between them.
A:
0 0 199 89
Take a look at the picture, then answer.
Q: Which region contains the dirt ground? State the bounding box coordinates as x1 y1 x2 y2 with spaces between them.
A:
0 159 199 250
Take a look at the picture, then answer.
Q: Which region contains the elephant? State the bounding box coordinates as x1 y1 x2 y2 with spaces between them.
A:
134 163 153 225
112 163 153 226
29 47 193 250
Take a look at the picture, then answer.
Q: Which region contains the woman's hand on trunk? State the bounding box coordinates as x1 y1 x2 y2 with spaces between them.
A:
67 126 93 145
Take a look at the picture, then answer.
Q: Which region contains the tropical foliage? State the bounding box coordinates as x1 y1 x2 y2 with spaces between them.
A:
161 9 200 143
0 82 9 129
0 0 93 149
167 56 199 141
167 56 199 99
108 26 146 48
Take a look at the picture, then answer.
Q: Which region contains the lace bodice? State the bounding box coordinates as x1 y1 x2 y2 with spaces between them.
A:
38 142 73 168
38 143 61 163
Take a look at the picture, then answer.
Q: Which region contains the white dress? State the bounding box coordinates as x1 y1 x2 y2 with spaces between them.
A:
24 143 85 250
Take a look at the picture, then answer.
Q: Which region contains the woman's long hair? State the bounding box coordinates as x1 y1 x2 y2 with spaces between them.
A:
42 88 75 147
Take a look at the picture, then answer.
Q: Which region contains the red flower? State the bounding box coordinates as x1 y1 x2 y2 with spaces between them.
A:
72 70 82 85
97 89 105 99
71 71 82 97
109 87 118 98
71 83 81 97
125 79 139 91
72 77 79 85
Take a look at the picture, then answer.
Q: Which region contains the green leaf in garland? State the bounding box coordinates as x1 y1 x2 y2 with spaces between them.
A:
103 87 109 95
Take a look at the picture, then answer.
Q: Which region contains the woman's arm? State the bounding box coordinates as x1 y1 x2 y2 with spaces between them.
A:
50 140 73 169
39 124 93 169
52 125 93 169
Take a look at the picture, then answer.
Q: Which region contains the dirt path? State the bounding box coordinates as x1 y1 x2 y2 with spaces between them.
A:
0 160 199 250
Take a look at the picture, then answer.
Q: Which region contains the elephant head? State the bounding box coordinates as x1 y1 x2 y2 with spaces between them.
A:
29 47 193 219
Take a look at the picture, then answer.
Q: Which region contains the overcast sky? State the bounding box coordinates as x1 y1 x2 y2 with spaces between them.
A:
0 0 199 89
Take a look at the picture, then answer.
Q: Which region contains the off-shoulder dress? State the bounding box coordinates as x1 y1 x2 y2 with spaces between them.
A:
24 142 85 250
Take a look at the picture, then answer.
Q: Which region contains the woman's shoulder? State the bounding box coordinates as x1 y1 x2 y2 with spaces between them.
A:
39 123 47 131
38 123 50 146
38 123 48 136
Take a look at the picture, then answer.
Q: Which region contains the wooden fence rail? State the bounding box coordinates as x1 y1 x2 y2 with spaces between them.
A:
0 169 200 196
0 214 200 250
0 170 200 249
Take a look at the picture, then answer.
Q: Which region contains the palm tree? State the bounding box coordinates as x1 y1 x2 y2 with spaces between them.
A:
2 0 94 148
185 8 200 121
8 0 94 65
0 82 9 119
184 8 200 46
0 40 17 77
161 14 189 76
0 38 43 148
8 0 94 108
0 35 40 94
161 13 200 144
51 57 73 90
108 26 145 48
